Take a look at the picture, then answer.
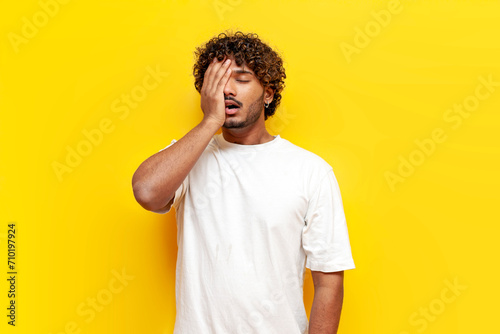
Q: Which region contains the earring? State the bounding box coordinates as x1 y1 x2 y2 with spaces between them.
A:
265 102 270 108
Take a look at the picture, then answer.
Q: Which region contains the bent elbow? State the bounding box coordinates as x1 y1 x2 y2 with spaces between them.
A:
132 182 172 212
132 182 156 211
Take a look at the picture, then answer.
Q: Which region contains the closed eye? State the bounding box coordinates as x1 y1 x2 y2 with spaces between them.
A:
237 80 250 83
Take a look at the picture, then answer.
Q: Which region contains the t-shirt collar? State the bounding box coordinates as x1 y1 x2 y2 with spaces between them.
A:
214 133 281 151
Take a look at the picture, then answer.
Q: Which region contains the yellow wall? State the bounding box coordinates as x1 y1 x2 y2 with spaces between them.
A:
1 0 498 333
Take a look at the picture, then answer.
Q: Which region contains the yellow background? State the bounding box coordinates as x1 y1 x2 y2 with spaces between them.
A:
1 0 499 333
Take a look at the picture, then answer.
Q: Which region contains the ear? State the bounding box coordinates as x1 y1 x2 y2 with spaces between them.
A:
264 86 274 104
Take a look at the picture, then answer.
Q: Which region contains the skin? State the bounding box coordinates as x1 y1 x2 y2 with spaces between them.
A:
207 54 275 145
132 54 344 332
309 270 345 334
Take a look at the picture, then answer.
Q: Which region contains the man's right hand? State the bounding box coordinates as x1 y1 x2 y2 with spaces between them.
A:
133 56 233 214
200 55 232 127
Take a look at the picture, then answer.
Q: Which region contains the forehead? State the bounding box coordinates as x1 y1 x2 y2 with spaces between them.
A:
227 57 254 75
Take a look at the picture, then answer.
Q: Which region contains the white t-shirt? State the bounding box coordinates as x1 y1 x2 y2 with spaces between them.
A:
155 133 355 334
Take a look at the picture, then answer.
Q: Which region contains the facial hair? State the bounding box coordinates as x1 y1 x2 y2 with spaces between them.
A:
222 91 264 129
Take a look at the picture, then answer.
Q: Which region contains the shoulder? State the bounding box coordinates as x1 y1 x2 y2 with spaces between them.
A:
279 137 333 175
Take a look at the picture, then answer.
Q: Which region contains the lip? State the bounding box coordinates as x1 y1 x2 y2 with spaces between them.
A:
224 100 240 107
225 106 239 115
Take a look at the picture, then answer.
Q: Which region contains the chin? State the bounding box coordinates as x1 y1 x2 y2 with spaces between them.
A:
223 122 245 129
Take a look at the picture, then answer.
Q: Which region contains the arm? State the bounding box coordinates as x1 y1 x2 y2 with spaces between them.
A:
308 270 344 334
132 119 219 212
132 56 233 212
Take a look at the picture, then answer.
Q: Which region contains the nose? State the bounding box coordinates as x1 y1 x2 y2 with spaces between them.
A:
223 73 236 97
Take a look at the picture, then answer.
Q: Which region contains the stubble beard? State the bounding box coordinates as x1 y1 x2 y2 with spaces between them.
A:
222 92 264 129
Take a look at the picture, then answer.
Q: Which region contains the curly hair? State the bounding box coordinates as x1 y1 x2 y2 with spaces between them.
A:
193 30 286 120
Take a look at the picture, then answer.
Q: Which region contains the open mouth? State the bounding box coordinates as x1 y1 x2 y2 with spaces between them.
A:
225 105 240 114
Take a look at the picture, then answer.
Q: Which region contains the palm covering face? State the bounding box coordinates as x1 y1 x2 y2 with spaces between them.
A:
200 56 232 126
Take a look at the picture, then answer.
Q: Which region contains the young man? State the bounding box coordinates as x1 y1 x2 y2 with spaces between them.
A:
132 31 355 334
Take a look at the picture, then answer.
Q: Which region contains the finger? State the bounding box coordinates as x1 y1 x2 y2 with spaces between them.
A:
203 56 227 92
211 58 232 93
205 55 226 80
216 67 232 92
204 56 218 80
202 58 217 91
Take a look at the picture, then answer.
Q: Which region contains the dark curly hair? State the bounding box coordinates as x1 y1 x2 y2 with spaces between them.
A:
193 30 286 120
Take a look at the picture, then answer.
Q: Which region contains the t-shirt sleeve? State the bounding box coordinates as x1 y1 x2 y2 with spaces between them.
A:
151 139 189 214
302 168 355 272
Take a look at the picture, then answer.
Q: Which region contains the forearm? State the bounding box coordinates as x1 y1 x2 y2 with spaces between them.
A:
132 118 220 211
308 285 344 334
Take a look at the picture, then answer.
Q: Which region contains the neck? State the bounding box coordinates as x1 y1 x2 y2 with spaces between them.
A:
221 123 275 145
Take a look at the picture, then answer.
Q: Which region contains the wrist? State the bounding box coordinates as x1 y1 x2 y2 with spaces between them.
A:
201 117 223 131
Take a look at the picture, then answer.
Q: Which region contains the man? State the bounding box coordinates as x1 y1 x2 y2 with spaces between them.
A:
132 31 355 334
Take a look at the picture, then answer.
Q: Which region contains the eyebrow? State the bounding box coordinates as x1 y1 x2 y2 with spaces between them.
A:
232 69 254 76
